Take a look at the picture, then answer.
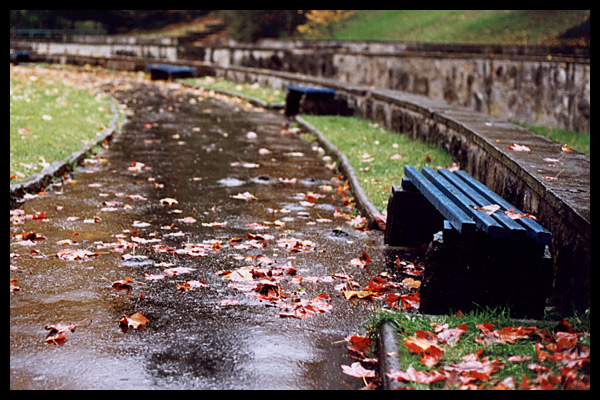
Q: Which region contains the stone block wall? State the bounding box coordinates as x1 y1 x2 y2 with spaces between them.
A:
196 40 590 134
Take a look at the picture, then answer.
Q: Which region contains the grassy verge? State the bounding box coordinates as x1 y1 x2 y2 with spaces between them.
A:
10 65 117 184
366 307 590 390
315 10 589 46
299 115 454 211
182 76 286 105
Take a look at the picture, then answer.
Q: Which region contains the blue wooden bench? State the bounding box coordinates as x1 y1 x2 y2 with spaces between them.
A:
145 64 195 81
385 165 551 246
284 84 352 116
385 166 553 317
10 51 30 64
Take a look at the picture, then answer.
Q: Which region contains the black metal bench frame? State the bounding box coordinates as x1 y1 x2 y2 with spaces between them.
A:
385 166 553 318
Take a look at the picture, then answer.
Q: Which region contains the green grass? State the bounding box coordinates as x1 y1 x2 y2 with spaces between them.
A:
10 67 117 184
367 307 590 390
300 115 454 211
316 10 590 46
182 76 286 105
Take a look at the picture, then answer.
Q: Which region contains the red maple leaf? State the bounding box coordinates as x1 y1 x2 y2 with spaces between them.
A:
45 323 76 344
404 330 445 367
386 366 445 384
341 362 376 379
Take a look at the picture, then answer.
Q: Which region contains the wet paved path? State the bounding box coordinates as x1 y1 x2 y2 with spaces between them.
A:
10 77 394 389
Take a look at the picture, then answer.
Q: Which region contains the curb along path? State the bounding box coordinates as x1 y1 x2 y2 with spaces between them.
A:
295 116 386 231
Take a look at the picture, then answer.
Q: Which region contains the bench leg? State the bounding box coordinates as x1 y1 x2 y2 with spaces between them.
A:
384 185 443 247
420 234 552 318
284 91 303 116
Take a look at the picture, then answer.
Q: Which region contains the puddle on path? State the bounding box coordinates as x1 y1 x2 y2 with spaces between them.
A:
10 77 409 389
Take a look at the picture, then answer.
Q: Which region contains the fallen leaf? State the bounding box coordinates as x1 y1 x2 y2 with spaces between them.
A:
436 324 468 346
341 362 376 379
55 248 98 261
176 280 207 291
11 231 46 242
202 221 227 227
10 279 21 292
400 292 420 309
119 312 149 330
405 331 439 352
443 357 504 381
471 204 501 215
343 290 379 300
348 215 368 230
127 161 145 172
177 216 197 224
44 323 76 343
349 251 373 268
386 366 445 384
231 192 258 201
111 276 133 288
504 208 537 221
402 277 421 289
163 267 195 276
230 161 260 168
160 197 178 206
508 143 531 152
346 335 372 359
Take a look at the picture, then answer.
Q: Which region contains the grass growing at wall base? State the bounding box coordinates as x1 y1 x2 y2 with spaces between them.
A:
10 67 117 184
299 115 455 211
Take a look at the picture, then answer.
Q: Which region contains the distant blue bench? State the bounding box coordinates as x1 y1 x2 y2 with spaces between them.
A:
385 166 553 317
285 84 352 116
10 51 30 64
145 64 195 81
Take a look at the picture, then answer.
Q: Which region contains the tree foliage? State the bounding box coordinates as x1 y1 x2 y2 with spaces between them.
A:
220 10 306 42
10 10 209 33
296 10 355 37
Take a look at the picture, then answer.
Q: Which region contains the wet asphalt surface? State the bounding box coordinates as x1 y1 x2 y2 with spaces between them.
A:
10 76 402 389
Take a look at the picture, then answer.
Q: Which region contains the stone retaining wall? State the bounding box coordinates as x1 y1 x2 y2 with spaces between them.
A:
191 39 590 134
17 52 590 315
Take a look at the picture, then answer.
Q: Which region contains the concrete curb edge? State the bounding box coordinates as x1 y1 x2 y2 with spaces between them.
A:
376 320 405 390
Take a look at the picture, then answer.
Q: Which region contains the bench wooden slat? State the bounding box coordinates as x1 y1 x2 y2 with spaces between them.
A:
421 167 505 238
287 84 336 96
146 64 194 74
404 166 476 234
454 170 552 245
437 168 528 240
